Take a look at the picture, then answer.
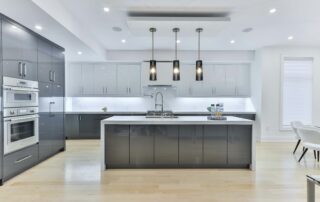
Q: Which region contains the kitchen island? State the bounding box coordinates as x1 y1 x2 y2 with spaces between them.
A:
101 116 255 170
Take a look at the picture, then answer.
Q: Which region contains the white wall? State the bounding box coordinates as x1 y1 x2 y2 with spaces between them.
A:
257 46 320 141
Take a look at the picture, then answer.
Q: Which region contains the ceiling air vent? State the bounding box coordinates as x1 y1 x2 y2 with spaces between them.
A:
127 10 230 21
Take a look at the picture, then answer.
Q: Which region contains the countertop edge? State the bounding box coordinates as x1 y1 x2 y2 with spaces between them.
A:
65 111 256 115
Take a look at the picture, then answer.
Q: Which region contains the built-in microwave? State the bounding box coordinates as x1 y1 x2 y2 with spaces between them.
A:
3 77 39 108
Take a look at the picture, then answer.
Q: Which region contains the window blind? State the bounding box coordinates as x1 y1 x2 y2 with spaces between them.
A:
281 57 313 129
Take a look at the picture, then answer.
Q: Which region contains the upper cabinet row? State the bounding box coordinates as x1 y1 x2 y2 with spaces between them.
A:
1 17 64 83
67 63 141 97
67 62 251 97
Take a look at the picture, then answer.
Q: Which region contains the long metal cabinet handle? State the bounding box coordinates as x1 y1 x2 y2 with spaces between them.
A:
18 62 23 76
79 115 81 121
22 63 27 77
105 87 107 94
53 71 56 82
15 155 32 164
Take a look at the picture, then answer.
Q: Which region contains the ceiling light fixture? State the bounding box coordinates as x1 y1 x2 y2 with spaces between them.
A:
77 51 82 55
121 39 126 43
288 36 294 40
35 25 42 30
103 7 110 12
230 40 235 44
173 28 180 81
149 28 157 81
195 28 203 81
269 8 277 14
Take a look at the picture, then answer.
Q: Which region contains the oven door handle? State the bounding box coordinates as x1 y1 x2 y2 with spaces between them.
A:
4 115 39 122
3 86 39 92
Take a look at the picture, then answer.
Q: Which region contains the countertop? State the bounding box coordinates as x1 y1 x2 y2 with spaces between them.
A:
65 111 256 115
101 116 253 125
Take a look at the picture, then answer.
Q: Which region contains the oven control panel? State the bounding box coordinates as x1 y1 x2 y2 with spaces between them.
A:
3 107 38 117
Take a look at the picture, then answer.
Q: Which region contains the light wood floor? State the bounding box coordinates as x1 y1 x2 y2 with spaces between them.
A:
1 140 320 202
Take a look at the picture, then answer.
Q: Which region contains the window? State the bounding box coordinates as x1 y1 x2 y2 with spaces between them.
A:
281 57 313 129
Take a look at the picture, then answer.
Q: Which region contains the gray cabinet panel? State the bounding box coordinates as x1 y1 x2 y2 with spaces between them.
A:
51 45 65 85
79 115 101 139
203 126 228 165
3 60 37 80
130 125 154 166
105 125 130 167
179 126 203 166
154 126 178 166
51 113 65 153
38 39 52 83
228 125 252 165
39 113 52 161
3 144 39 180
65 115 80 139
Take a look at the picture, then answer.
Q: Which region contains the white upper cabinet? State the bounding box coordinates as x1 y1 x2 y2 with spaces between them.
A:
94 63 117 95
66 62 250 98
117 64 141 96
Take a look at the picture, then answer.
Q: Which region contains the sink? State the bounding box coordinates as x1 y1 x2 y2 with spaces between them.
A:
146 110 178 118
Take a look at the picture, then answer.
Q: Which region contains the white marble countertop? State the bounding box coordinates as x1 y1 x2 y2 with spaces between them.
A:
65 111 256 115
101 116 253 125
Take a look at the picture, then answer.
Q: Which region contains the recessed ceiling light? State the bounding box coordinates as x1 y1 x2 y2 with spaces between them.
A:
230 40 235 44
121 39 126 43
288 36 294 40
35 25 42 30
112 27 122 32
242 27 253 33
103 7 110 12
269 8 277 14
176 39 181 44
11 25 18 29
77 51 82 55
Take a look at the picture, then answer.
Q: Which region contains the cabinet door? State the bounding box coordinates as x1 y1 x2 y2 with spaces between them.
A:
66 63 82 96
177 64 194 96
228 125 252 165
117 64 141 96
38 39 52 83
130 125 154 166
203 126 227 165
39 82 51 113
154 126 178 166
105 125 130 167
81 64 95 95
2 19 37 62
39 113 52 161
51 113 65 153
94 63 117 95
213 65 227 96
179 126 203 166
79 115 100 139
65 115 79 139
51 84 64 113
224 66 237 96
236 65 250 96
51 46 65 85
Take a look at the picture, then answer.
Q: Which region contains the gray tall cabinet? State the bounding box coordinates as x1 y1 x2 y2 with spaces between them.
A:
0 13 65 184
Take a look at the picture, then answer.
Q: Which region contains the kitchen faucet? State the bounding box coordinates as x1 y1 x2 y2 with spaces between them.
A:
154 92 164 112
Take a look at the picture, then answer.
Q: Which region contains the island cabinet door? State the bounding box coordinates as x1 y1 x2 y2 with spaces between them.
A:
179 126 203 167
154 126 179 167
203 126 228 166
105 125 129 168
227 125 252 166
130 125 154 167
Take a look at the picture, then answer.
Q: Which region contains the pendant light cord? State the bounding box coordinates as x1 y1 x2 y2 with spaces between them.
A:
175 31 178 60
198 30 200 60
152 31 154 60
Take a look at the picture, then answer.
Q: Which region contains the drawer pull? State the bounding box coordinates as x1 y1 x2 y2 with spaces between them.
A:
15 155 32 164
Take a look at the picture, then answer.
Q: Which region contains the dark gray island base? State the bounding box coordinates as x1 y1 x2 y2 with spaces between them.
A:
101 116 254 170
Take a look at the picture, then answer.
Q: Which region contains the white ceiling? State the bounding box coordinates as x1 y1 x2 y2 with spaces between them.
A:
1 0 320 61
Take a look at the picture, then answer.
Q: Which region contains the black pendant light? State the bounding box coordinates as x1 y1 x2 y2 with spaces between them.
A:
149 27 157 81
173 28 180 81
196 28 203 81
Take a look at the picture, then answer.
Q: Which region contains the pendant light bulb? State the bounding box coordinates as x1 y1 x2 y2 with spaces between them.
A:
149 28 157 81
173 28 180 81
196 28 203 81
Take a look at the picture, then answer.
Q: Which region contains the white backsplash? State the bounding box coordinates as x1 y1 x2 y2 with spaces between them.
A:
65 89 255 113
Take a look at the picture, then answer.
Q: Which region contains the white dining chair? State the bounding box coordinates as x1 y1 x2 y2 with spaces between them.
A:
291 121 303 154
297 126 320 162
